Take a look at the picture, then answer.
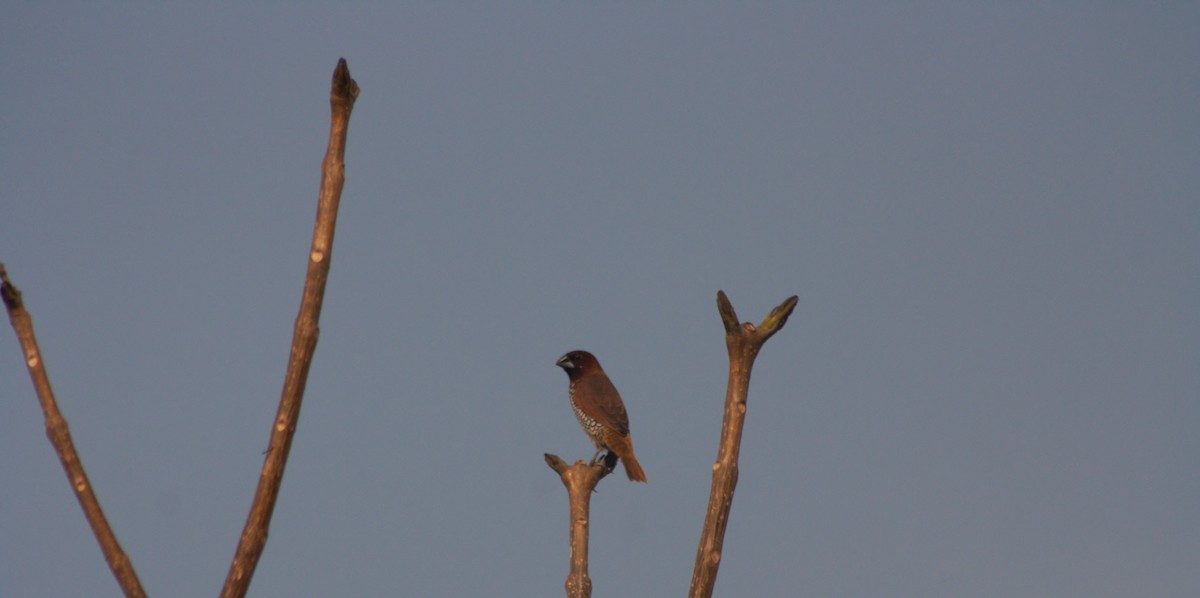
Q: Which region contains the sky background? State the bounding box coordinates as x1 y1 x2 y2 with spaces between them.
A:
2 4 1197 597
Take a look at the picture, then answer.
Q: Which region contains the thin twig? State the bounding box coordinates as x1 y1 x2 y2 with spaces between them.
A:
1 264 148 598
219 58 359 598
689 291 798 598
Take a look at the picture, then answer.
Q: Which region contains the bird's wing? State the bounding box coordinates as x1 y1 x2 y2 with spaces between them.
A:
576 373 631 435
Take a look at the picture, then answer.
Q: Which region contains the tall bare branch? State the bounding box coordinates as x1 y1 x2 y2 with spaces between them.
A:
689 290 798 598
219 58 359 598
1 264 148 598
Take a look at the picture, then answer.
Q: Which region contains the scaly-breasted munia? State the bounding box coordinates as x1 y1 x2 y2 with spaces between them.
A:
556 350 647 483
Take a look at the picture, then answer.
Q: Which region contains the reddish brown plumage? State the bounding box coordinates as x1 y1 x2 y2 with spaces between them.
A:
556 350 647 483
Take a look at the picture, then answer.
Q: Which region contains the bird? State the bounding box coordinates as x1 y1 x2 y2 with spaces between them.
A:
555 350 647 483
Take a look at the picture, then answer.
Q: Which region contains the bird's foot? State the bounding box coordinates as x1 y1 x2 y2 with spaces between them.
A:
590 450 619 472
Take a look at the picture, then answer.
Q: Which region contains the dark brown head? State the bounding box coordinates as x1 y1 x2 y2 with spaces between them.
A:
555 350 602 381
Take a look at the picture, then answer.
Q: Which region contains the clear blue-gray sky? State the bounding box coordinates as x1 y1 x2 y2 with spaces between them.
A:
2 4 1197 597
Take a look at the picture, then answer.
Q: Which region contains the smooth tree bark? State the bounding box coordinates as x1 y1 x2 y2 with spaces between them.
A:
1 265 148 598
689 290 798 598
219 58 359 598
544 453 618 598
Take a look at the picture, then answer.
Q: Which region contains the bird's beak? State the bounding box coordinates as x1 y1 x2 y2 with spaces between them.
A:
555 355 573 368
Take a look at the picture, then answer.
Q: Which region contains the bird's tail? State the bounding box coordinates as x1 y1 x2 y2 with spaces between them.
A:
621 453 648 483
607 433 647 483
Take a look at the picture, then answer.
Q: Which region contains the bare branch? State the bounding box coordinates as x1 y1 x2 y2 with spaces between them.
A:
220 58 359 598
1 264 147 598
545 453 617 598
689 291 799 598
